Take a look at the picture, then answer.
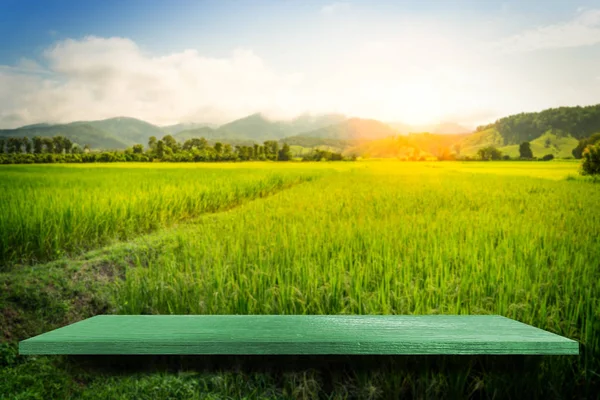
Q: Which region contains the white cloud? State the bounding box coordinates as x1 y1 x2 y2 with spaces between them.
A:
320 2 350 15
1 22 598 130
0 36 305 128
495 9 600 53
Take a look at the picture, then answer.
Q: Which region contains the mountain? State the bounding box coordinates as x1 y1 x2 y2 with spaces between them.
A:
172 127 219 141
476 104 600 144
172 127 255 146
69 117 165 146
455 128 504 156
215 113 286 141
162 123 217 135
212 113 348 142
455 104 600 156
0 124 128 149
284 113 347 135
292 118 399 141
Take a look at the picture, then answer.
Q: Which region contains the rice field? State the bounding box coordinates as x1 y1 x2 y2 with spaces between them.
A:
1 160 599 398
0 163 323 268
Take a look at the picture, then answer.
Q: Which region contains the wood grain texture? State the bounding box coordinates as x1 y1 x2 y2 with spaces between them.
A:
19 315 579 355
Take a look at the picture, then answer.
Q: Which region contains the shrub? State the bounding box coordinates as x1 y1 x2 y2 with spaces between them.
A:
541 154 554 161
581 144 600 175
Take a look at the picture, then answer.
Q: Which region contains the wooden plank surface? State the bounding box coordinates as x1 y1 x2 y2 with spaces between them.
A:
19 315 579 355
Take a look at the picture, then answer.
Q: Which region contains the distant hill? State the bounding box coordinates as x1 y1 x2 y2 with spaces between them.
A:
213 113 347 142
172 127 220 141
498 132 579 158
294 118 399 141
3 104 596 156
283 113 347 135
215 113 285 141
456 128 504 156
0 124 128 149
69 117 166 146
162 123 217 135
476 104 600 144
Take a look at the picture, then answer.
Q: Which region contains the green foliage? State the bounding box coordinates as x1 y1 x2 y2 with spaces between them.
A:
581 144 600 175
0 165 319 267
541 154 554 161
277 143 292 161
1 162 599 398
69 116 167 147
477 146 502 161
519 142 533 159
477 104 600 144
0 123 128 150
1 133 354 164
456 128 504 156
498 132 579 159
112 163 597 396
280 135 354 151
301 149 345 161
572 132 600 159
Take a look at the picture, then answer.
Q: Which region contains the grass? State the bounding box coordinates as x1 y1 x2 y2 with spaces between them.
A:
498 132 579 158
1 161 599 398
0 163 325 269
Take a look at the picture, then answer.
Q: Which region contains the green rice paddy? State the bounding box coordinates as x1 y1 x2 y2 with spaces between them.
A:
1 160 598 398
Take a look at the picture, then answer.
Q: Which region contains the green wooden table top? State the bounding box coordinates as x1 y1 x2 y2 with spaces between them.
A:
19 315 579 355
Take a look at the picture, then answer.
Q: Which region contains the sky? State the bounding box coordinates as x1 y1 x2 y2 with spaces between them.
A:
0 0 599 129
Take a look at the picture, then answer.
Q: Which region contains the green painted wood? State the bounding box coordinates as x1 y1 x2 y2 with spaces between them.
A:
19 315 579 355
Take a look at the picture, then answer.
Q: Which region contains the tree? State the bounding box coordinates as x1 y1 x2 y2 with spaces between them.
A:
148 136 157 151
62 137 73 154
477 146 502 161
53 136 65 154
132 144 144 154
162 135 179 152
572 133 600 159
278 143 292 161
519 142 533 159
7 138 21 153
581 144 600 175
32 136 43 154
541 154 554 161
214 142 223 155
42 137 54 154
0 139 4 153
183 138 208 151
223 144 233 160
263 140 279 160
72 144 84 154
156 140 166 159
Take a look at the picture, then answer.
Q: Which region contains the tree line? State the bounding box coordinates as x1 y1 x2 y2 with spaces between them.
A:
476 104 600 145
0 134 350 164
